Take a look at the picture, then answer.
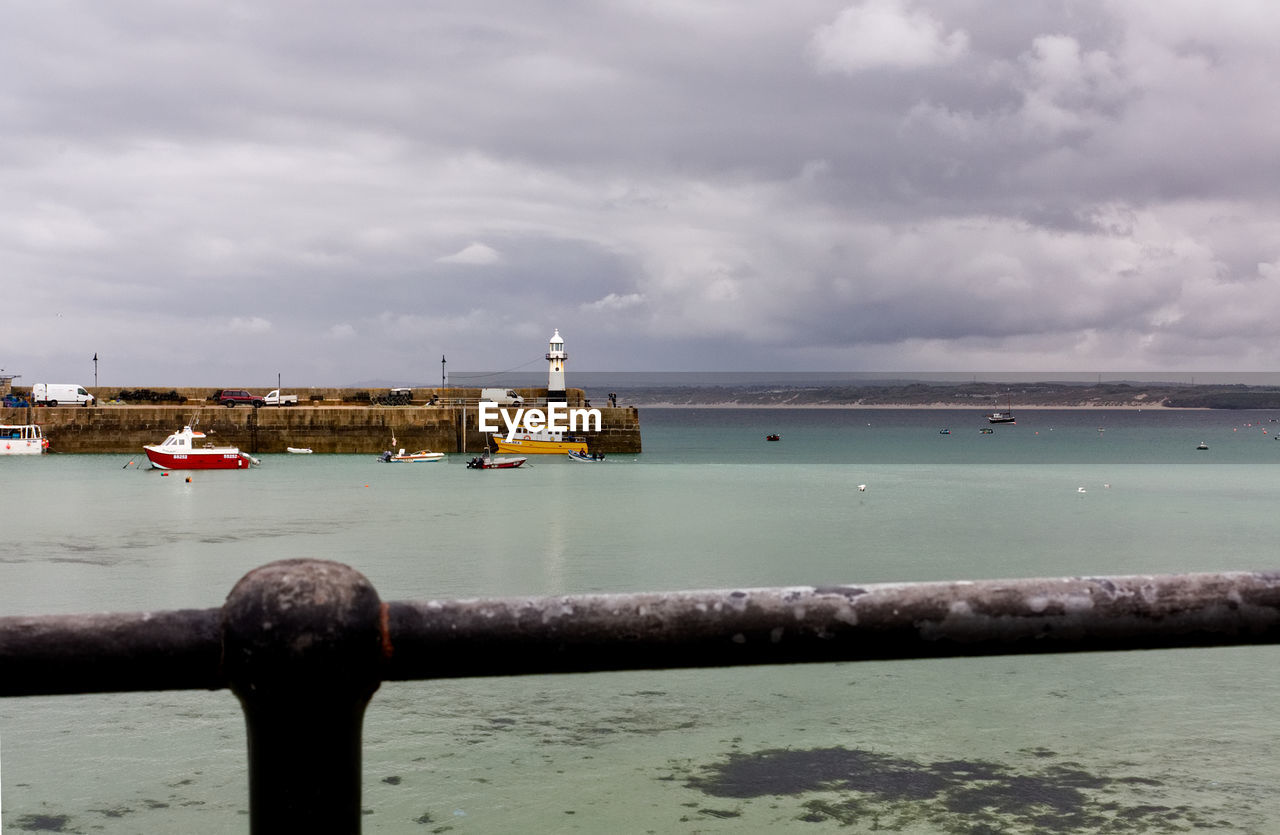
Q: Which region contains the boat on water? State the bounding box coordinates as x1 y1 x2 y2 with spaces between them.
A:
143 425 259 470
983 394 1013 425
568 450 606 462
1197 442 1209 450
378 448 444 463
489 426 588 455
765 434 781 441
1 424 49 455
286 447 313 454
466 449 526 469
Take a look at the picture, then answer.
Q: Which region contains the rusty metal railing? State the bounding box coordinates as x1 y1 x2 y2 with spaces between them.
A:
3 560 1280 833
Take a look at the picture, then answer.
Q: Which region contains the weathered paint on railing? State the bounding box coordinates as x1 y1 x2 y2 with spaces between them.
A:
3 560 1280 832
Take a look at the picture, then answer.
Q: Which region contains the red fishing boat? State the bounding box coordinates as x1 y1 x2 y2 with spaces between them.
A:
143 425 259 470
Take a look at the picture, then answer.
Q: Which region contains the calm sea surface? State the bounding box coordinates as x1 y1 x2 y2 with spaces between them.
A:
4 407 1280 833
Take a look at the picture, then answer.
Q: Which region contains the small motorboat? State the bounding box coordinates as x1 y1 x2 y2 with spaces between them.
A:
286 447 313 454
938 428 950 435
568 450 606 462
765 434 781 442
1196 442 1208 450
144 425 259 470
466 450 526 469
379 448 444 463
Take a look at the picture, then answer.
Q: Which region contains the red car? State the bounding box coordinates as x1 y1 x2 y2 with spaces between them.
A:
216 389 264 408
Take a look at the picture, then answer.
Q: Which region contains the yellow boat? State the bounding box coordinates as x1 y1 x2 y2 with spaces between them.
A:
489 426 588 455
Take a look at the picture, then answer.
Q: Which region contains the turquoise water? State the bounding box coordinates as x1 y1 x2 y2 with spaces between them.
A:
3 408 1280 832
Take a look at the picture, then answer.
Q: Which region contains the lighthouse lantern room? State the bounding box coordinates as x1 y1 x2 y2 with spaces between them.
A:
546 328 567 402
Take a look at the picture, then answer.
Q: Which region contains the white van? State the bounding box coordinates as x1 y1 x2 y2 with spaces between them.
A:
32 383 95 407
480 388 524 406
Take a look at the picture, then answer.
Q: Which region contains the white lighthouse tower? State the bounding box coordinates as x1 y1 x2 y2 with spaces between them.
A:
546 328 567 403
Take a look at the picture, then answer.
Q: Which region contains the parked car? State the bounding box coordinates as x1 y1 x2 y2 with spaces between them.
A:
263 389 299 406
217 389 264 408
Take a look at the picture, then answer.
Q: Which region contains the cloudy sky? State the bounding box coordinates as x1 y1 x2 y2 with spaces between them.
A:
5 1 1280 386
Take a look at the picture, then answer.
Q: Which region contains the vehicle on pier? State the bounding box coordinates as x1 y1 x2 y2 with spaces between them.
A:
216 389 265 408
264 390 298 406
32 383 94 407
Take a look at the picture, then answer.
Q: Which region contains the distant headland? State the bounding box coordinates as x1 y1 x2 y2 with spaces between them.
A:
605 381 1280 410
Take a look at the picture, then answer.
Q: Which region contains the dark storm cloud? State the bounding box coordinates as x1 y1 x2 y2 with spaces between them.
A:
4 0 1280 383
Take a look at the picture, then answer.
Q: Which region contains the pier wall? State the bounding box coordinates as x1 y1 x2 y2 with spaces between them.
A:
0 388 642 454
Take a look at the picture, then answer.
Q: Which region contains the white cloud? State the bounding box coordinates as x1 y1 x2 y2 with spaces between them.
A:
437 242 502 265
228 316 271 334
580 293 645 313
327 323 356 340
12 203 110 250
809 0 969 74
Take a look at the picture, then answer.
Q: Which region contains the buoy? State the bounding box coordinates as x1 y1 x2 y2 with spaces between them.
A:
161 472 169 477
858 484 867 492
185 476 192 483
1077 487 1086 493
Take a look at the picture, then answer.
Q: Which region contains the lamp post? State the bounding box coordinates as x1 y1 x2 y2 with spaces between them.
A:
93 353 98 388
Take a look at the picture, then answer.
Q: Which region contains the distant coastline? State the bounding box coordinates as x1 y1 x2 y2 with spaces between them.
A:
634 402 1185 410
606 382 1280 410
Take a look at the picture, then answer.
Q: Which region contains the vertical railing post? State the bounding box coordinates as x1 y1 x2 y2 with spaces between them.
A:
221 559 386 834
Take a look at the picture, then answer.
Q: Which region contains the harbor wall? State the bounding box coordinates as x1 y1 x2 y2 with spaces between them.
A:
0 388 642 454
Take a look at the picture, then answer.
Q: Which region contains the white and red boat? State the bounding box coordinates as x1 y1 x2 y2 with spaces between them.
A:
143 425 259 470
0 424 49 455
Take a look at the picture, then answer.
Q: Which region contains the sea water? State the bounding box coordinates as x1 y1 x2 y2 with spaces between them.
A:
3 408 1280 833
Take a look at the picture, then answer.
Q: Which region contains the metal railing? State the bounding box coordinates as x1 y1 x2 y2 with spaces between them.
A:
3 560 1280 833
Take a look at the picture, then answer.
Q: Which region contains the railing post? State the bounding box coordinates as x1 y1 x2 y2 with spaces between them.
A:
221 559 385 834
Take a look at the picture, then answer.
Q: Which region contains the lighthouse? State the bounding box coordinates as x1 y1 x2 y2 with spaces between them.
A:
546 328 567 403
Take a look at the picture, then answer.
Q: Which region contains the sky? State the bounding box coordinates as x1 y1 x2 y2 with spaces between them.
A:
5 1 1280 387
